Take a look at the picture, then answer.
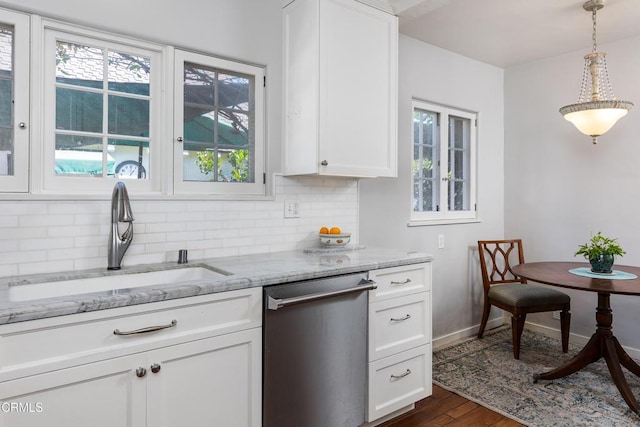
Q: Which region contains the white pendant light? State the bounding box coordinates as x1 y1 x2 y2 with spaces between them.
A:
560 0 633 144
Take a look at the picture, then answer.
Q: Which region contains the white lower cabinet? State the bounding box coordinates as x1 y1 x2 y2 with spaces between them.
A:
368 344 432 421
147 328 261 427
366 262 432 423
0 287 262 427
0 354 146 427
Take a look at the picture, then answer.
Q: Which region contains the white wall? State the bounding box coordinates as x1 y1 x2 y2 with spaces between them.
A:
505 35 640 351
0 1 360 277
359 35 505 339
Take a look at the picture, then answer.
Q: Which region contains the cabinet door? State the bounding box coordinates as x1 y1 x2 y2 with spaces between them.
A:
0 8 29 192
367 344 432 422
318 0 397 177
369 292 431 361
369 263 432 302
146 328 262 427
0 354 146 427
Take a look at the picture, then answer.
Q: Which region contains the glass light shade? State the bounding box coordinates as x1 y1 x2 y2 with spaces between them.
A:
563 107 629 137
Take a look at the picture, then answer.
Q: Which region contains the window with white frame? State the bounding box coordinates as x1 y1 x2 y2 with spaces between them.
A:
38 21 163 194
1 13 268 198
0 9 29 193
173 50 265 196
411 100 477 223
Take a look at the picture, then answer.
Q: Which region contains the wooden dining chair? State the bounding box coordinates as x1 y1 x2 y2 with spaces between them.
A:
477 239 571 359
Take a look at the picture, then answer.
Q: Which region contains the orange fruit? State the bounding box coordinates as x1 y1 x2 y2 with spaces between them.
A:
319 226 329 234
329 227 341 234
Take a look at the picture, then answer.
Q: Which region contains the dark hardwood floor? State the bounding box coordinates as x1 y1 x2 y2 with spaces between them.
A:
378 385 526 427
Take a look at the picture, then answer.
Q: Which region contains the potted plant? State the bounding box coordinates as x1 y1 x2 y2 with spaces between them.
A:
575 232 626 274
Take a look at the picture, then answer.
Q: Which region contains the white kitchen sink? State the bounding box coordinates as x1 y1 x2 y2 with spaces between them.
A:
9 266 231 302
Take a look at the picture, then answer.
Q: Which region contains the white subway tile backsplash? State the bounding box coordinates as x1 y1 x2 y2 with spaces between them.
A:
134 213 167 224
49 247 100 261
0 250 48 265
0 264 17 277
19 214 75 228
19 237 75 251
166 211 205 223
0 203 49 215
0 175 359 277
0 216 18 228
145 222 187 233
18 260 74 276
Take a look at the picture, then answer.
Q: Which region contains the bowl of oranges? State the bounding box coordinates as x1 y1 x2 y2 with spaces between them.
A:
318 226 351 247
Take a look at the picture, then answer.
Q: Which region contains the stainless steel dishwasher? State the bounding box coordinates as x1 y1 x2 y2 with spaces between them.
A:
263 273 377 427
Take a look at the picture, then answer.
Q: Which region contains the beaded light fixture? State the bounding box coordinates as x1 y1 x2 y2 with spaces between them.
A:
559 0 633 144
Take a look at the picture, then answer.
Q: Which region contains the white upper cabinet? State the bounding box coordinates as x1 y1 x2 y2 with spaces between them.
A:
0 9 29 193
283 0 398 177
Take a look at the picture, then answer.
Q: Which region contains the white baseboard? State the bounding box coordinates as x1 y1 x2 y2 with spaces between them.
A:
433 317 505 350
434 317 640 362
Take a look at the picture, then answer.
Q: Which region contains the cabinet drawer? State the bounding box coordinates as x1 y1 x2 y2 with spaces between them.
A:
368 263 431 302
369 292 431 361
0 287 261 380
367 344 432 422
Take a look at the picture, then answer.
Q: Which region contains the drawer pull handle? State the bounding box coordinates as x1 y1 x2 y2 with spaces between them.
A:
390 369 411 380
390 278 411 285
114 319 178 336
390 314 411 322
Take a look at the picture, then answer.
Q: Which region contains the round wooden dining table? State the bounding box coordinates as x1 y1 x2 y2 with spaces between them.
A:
512 261 640 416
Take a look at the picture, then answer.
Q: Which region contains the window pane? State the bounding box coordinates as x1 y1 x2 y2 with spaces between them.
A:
182 62 255 183
108 51 150 95
413 108 438 212
448 115 471 211
56 42 104 89
109 139 149 180
108 95 149 136
52 35 155 179
413 179 437 212
56 87 103 132
0 128 13 176
0 24 13 176
54 135 111 176
0 71 11 128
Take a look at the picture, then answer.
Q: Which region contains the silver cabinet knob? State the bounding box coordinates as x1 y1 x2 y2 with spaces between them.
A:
136 367 147 378
150 363 161 374
320 160 328 166
176 137 184 142
18 122 26 129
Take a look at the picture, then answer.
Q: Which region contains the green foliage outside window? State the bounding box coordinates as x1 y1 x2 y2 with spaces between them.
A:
195 149 249 182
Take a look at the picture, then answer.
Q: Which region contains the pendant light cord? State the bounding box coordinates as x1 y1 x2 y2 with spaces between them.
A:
592 9 598 53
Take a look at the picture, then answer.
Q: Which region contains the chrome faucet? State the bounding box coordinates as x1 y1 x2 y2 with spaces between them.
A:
108 182 134 270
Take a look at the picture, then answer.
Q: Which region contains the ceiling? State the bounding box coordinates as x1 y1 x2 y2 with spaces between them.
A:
388 0 640 68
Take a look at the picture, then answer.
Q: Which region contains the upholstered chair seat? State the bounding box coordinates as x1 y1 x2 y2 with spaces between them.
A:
478 239 571 359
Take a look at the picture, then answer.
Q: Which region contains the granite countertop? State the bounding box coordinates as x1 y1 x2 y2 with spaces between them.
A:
0 247 433 325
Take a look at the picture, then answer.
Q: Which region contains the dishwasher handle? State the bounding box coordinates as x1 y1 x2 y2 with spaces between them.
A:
267 279 377 310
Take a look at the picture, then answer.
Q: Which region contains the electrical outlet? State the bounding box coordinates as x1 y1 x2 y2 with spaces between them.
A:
284 200 300 218
552 310 561 320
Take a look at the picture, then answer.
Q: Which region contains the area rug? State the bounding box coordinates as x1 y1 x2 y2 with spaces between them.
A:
433 327 640 426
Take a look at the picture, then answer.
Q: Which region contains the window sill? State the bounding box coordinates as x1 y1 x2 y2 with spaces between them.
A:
407 218 481 227
0 192 275 202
